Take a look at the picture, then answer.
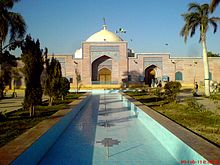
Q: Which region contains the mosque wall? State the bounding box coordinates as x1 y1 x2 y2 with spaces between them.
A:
13 54 220 90
81 43 91 85
12 25 220 89
40 51 220 88
127 54 220 86
80 42 128 85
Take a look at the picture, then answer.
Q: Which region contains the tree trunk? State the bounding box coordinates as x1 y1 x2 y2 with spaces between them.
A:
29 105 35 117
0 90 3 99
33 106 35 116
0 39 2 56
49 97 53 106
202 38 210 96
0 39 3 99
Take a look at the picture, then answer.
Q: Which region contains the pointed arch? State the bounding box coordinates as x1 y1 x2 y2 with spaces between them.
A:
91 55 112 83
144 65 157 86
98 68 111 82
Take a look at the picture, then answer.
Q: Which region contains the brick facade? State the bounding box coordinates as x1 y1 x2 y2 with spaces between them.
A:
47 27 220 88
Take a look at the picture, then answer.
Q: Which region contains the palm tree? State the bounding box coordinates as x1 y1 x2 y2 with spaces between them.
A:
210 0 220 13
180 3 220 96
0 0 26 54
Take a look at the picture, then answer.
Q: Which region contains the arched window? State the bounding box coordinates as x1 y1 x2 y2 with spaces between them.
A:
175 71 183 81
209 72 212 80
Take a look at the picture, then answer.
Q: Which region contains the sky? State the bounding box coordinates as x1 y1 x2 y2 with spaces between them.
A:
11 0 220 57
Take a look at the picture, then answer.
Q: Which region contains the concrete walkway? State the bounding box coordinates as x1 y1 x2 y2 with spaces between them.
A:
177 89 220 115
1 88 220 115
0 90 48 113
0 90 24 113
0 96 23 113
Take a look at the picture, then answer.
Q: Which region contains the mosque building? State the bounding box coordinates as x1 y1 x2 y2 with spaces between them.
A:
49 23 220 89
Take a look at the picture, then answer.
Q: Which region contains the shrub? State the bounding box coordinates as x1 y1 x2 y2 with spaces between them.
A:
59 77 70 100
0 111 7 121
164 81 182 102
154 87 163 98
209 94 220 100
185 97 204 111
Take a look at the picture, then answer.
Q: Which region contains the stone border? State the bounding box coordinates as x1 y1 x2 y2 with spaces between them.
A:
122 93 220 162
0 93 91 165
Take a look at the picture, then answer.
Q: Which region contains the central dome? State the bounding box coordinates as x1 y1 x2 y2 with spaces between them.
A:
86 25 123 42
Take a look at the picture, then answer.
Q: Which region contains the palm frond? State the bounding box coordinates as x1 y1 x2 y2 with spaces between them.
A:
8 12 26 42
0 0 20 9
180 2 215 43
188 3 200 12
0 0 25 45
210 0 220 13
209 17 220 22
0 9 9 42
190 22 199 37
180 12 201 43
201 4 209 15
209 19 218 33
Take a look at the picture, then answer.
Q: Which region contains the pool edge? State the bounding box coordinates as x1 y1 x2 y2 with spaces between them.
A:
0 93 91 165
121 93 220 162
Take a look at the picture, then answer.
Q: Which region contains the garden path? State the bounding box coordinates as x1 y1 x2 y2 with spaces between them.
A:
177 90 220 115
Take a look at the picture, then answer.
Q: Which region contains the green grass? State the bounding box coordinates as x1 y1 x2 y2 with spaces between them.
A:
209 93 220 100
0 92 83 147
126 91 220 147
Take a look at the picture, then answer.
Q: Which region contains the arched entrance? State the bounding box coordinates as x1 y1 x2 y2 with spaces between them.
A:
98 68 111 82
92 55 112 84
145 65 157 86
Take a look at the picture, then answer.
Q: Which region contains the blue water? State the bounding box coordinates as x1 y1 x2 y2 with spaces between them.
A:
39 93 179 165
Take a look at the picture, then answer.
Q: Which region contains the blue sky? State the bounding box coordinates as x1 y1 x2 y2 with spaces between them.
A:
12 0 220 57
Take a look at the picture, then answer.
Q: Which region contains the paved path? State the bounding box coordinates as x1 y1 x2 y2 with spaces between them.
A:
0 90 48 113
177 89 220 115
0 90 24 113
1 88 220 115
0 96 24 113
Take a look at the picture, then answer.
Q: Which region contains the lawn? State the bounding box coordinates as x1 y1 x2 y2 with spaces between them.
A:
0 93 83 147
126 91 220 147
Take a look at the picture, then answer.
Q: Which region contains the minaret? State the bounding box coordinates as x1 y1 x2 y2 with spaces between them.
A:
103 17 107 30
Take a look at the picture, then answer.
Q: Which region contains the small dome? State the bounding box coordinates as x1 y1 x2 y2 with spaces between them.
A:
86 25 123 42
74 48 82 58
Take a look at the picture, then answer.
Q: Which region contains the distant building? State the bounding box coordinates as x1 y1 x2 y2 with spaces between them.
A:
16 23 220 89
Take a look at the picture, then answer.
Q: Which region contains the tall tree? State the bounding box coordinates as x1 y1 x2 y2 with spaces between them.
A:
0 50 17 98
207 51 220 57
210 0 220 13
11 67 22 97
0 0 26 55
75 69 81 93
44 57 62 106
21 35 44 117
59 77 70 100
180 3 220 96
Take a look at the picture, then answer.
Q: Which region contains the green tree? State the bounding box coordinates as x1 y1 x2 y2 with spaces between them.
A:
0 0 26 55
210 0 220 13
59 77 70 100
0 50 17 98
180 3 220 96
11 67 22 97
75 69 81 93
44 57 62 106
21 35 44 117
207 51 220 57
164 81 182 102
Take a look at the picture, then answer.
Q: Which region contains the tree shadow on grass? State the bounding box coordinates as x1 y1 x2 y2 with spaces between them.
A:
137 97 163 103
